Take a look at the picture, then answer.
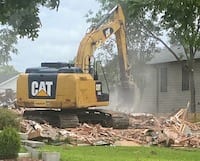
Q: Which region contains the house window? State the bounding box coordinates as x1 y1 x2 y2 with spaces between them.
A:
160 67 167 92
182 67 189 90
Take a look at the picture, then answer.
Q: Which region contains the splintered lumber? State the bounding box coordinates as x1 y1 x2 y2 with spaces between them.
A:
169 107 191 135
20 120 58 140
19 107 200 147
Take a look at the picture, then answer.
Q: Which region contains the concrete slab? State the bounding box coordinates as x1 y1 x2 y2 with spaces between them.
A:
18 153 31 158
21 140 45 148
19 132 28 140
24 146 41 160
42 152 60 161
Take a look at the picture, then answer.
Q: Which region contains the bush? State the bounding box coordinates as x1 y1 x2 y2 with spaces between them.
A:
0 127 21 159
0 109 20 130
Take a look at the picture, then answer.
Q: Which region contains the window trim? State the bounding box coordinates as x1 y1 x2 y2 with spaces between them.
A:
160 67 167 92
182 67 189 91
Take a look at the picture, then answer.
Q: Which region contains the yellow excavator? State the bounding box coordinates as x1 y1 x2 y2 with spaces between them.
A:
16 4 133 129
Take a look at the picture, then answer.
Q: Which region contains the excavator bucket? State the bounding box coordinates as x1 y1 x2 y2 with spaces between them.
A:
115 80 137 112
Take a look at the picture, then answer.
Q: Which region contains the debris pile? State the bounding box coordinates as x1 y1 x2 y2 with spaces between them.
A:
20 120 59 140
163 108 200 147
0 89 16 107
19 108 200 147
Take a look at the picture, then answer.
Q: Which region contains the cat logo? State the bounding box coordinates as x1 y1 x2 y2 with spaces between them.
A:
31 81 53 97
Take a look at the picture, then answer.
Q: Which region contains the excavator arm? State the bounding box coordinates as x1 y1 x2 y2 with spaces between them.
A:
75 5 130 88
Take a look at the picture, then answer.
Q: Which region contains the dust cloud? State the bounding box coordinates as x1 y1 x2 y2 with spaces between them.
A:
108 83 141 114
107 66 157 114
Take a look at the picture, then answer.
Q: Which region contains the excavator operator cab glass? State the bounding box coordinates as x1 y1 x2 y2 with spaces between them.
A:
96 81 109 102
95 61 109 97
96 83 102 95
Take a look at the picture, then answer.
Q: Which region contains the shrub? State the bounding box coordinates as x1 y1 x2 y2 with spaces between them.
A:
0 127 21 159
0 109 20 130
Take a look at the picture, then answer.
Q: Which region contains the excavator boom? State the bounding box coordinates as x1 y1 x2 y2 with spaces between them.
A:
75 5 130 88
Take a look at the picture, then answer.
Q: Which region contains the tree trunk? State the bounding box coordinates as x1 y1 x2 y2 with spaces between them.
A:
189 70 196 113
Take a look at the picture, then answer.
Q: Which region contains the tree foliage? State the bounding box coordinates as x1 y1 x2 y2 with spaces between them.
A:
128 0 200 55
0 109 20 130
0 0 60 39
128 0 200 113
0 128 21 159
0 28 18 65
0 0 60 65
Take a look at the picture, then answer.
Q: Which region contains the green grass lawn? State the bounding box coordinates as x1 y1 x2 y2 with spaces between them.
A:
40 145 200 161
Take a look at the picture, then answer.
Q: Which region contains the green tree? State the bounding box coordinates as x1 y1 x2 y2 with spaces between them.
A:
0 0 60 39
0 28 18 65
128 0 200 114
0 0 60 64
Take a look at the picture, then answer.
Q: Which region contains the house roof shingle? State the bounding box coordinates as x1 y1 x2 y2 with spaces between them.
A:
0 73 19 84
148 46 200 64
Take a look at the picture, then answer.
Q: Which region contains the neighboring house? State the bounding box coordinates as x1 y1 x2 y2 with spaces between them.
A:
0 74 19 93
138 46 200 114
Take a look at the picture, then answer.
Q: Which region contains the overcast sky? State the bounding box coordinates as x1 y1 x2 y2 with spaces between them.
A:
11 0 100 72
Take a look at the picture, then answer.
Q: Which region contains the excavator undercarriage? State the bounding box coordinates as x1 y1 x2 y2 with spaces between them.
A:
23 108 129 129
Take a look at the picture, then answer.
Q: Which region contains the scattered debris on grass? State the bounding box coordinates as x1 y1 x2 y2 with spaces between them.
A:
18 108 200 147
1 96 199 148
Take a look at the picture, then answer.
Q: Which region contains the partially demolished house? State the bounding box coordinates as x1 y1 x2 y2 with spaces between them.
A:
0 73 18 106
0 73 18 92
139 46 200 114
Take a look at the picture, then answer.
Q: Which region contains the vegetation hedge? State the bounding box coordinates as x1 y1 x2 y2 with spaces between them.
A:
0 108 20 130
0 127 21 159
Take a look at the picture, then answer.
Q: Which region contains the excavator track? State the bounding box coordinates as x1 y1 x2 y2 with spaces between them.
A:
97 109 129 129
23 108 129 129
59 114 79 128
111 113 130 129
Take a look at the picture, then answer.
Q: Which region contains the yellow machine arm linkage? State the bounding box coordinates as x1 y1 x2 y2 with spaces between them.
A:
75 5 130 87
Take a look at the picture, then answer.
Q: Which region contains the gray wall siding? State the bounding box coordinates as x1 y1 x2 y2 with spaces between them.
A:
158 62 190 113
194 61 200 112
140 61 200 114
